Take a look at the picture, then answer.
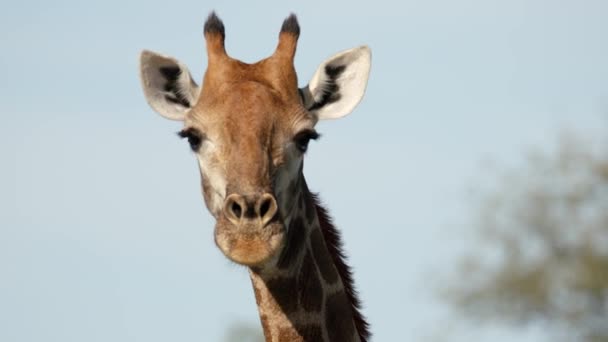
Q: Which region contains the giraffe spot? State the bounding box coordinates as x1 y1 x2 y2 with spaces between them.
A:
277 217 306 269
310 228 339 284
266 276 298 313
298 252 323 312
325 291 355 342
287 179 298 199
300 325 323 341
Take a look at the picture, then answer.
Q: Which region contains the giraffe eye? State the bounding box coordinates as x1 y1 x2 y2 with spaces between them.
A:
293 130 320 153
178 128 205 151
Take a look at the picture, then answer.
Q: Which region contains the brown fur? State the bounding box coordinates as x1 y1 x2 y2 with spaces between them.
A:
177 14 370 341
189 27 313 267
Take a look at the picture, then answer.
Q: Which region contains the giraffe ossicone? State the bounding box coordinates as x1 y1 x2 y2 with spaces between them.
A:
139 12 371 342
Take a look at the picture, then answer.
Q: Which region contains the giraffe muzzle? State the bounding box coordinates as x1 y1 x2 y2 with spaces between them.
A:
214 193 286 266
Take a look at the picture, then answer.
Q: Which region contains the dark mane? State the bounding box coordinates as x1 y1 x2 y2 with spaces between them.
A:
310 193 371 341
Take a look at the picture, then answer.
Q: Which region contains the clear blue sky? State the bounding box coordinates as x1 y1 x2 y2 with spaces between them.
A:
1 0 607 341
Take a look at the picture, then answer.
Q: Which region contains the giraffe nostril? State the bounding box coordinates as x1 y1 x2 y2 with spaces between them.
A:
231 201 243 219
259 198 271 218
224 194 246 224
257 193 278 226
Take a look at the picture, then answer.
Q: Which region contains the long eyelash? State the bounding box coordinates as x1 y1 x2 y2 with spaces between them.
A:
308 131 321 140
177 128 206 140
295 129 321 141
177 128 193 139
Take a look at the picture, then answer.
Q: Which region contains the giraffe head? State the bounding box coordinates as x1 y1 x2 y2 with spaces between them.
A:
139 13 371 268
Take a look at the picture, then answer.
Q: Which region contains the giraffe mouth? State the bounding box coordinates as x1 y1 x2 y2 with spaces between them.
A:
214 219 286 266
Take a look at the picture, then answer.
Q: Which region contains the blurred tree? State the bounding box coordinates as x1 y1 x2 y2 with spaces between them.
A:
223 321 264 342
448 133 608 341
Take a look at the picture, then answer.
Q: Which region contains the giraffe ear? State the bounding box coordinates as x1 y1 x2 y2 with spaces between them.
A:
300 46 371 120
139 50 200 121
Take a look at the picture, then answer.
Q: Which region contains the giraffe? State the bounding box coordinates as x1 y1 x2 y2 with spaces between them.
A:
139 12 371 341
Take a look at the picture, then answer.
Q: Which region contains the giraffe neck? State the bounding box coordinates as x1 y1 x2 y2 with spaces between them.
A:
248 177 365 342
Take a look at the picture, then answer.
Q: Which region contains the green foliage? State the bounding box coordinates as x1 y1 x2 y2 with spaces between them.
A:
449 134 608 341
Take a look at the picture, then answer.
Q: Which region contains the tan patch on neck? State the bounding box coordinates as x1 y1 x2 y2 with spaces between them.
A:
277 327 301 341
260 314 271 340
